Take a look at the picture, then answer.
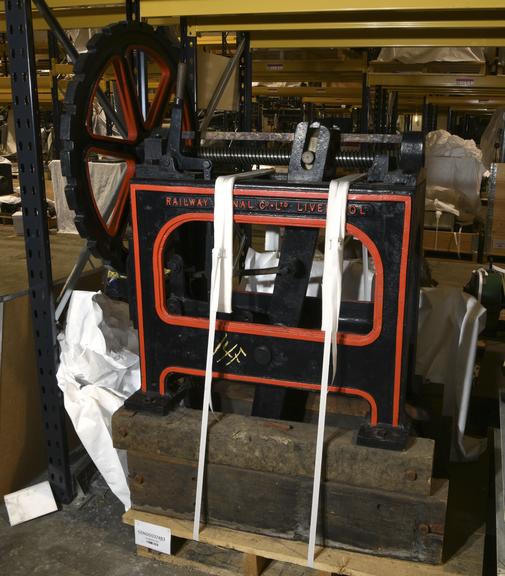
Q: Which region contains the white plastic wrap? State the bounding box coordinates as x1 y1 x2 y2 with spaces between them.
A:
66 29 101 54
377 47 485 63
57 291 140 509
242 247 374 301
425 130 486 223
416 286 486 461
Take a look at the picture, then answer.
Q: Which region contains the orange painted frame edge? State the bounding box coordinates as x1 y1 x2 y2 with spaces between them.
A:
159 366 378 425
131 183 412 427
152 213 383 347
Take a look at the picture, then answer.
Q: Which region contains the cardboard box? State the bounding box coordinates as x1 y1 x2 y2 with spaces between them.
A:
0 294 48 497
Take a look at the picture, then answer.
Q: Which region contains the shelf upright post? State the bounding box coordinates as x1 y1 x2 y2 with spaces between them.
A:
237 32 252 132
47 30 60 159
180 18 198 130
5 0 74 503
126 0 148 120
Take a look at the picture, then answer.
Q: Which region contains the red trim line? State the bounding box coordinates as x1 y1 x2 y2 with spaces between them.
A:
159 366 378 425
392 196 411 426
151 213 383 347
131 190 148 392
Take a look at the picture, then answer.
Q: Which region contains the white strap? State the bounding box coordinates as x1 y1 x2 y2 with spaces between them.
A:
491 263 505 275
307 174 361 567
193 168 273 541
471 267 488 303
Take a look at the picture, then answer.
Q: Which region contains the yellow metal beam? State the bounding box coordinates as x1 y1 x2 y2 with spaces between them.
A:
185 9 505 34
141 1 505 18
248 30 505 48
28 0 124 7
0 7 124 31
369 74 505 89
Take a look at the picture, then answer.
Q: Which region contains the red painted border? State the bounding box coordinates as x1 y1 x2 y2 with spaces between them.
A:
152 213 383 347
159 366 378 425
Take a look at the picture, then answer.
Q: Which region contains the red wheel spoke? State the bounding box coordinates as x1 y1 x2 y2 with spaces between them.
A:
84 151 136 236
112 56 145 141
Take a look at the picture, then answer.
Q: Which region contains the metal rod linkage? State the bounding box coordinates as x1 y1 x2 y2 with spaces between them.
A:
32 0 128 138
199 37 247 137
186 130 402 144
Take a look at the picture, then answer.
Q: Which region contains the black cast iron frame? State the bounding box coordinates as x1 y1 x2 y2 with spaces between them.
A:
129 176 425 439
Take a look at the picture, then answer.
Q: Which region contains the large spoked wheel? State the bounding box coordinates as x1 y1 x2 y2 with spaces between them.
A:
61 21 190 271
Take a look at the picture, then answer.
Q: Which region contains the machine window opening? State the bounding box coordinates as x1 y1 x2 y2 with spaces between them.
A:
162 222 376 335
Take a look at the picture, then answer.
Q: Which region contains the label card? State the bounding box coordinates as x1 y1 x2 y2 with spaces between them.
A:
134 519 171 555
4 481 58 526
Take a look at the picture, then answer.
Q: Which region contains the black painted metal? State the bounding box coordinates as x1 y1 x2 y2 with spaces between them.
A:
373 86 382 133
422 98 431 135
250 226 318 420
5 0 74 502
237 32 252 132
360 72 369 134
47 30 60 159
389 91 398 134
447 108 453 132
431 105 438 132
61 21 180 271
180 19 198 130
130 175 423 437
125 0 148 121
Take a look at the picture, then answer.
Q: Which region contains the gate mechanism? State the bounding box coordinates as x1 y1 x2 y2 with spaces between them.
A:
62 23 426 449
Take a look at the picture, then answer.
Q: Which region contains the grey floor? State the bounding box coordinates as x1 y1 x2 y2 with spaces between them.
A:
0 477 206 576
0 475 312 576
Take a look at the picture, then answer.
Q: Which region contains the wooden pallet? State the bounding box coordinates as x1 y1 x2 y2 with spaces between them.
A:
123 508 485 576
423 230 479 260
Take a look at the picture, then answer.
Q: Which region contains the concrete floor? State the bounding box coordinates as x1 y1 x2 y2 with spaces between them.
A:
0 477 207 576
0 227 100 297
0 474 313 576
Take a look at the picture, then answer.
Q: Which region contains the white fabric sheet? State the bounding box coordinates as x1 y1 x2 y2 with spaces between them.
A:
417 286 487 461
49 160 126 234
425 130 486 223
243 248 374 301
480 108 505 168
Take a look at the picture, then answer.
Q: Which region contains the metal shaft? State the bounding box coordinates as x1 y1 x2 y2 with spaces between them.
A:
201 146 375 168
200 146 291 165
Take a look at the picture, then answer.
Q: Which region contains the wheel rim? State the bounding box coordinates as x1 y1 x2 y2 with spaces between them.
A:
61 22 192 271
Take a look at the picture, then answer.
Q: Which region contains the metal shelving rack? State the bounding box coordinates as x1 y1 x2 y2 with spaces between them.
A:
4 0 505 504
5 0 74 502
